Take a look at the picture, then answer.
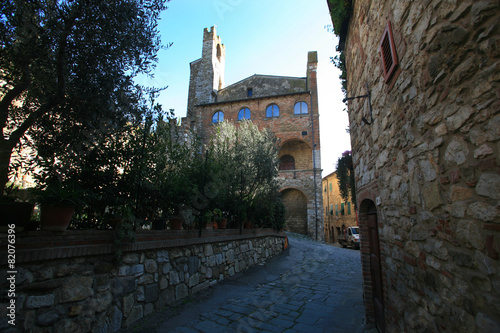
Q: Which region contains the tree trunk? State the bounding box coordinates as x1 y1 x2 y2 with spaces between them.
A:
0 140 14 195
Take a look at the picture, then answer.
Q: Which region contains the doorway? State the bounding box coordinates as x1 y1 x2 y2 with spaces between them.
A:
360 199 385 332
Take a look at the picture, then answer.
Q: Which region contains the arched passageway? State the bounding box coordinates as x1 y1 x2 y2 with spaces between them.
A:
280 188 308 235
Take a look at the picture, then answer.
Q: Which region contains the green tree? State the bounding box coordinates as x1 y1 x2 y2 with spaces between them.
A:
209 120 282 228
0 0 168 193
336 150 356 209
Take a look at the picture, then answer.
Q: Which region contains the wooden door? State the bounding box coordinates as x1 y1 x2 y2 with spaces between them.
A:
368 213 385 332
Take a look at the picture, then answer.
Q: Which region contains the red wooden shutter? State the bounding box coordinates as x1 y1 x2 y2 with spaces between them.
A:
380 21 399 83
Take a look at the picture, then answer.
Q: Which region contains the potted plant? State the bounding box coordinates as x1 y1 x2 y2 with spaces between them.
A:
168 214 183 230
204 210 214 229
38 181 81 232
213 208 227 229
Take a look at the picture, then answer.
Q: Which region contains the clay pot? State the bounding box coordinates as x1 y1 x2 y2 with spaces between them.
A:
40 204 75 231
169 216 183 230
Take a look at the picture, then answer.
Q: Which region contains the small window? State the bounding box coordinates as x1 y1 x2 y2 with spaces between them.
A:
266 104 279 117
238 108 251 120
341 202 345 215
329 183 332 191
247 88 253 97
294 101 308 114
279 155 295 170
212 111 224 123
330 204 333 215
347 202 351 215
216 44 222 61
380 21 399 83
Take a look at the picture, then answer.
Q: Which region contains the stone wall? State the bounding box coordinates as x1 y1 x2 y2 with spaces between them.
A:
341 0 500 331
0 229 286 332
217 75 307 102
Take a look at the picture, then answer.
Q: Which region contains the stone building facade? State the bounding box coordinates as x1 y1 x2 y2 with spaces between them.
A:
322 171 357 243
330 0 500 332
183 27 323 240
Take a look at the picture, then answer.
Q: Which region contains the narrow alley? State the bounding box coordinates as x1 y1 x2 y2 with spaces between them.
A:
124 233 370 333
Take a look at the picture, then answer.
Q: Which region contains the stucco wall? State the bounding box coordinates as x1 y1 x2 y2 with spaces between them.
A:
343 0 500 331
322 172 357 243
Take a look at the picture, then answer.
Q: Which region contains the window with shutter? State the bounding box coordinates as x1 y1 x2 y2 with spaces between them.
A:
380 21 399 83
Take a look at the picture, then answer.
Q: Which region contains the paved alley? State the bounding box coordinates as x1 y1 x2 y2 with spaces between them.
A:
125 233 369 333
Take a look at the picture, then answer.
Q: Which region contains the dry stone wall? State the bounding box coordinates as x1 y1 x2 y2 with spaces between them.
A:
1 231 285 332
343 0 500 331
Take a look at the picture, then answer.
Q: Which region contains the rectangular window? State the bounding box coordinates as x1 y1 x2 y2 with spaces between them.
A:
335 204 338 216
347 202 351 215
247 88 253 97
329 183 332 191
341 203 345 215
380 21 399 83
330 204 333 215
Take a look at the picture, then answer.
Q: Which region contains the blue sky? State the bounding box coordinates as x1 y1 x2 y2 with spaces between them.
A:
137 0 350 176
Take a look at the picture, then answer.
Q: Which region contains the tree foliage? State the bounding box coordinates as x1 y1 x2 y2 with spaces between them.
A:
327 0 352 99
327 0 352 36
209 121 285 230
0 0 168 192
336 150 356 209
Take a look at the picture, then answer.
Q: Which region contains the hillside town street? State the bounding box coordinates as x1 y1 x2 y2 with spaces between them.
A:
124 233 374 333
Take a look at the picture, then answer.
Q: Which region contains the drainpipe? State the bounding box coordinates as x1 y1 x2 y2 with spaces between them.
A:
310 91 318 241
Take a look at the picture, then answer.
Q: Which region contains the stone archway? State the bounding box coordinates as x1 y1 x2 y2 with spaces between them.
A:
280 188 308 235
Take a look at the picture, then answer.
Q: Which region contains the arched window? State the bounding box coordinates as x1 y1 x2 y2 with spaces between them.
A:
266 104 279 117
294 101 308 114
238 108 251 120
216 44 222 61
279 155 295 170
212 111 224 123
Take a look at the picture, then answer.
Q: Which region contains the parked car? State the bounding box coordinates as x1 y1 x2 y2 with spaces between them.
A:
339 226 360 249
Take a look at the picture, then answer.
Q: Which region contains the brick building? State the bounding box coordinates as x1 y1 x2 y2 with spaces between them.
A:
329 0 500 331
322 171 357 243
183 27 323 240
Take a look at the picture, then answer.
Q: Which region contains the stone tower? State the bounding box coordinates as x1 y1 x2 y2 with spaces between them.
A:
184 26 324 241
187 26 225 118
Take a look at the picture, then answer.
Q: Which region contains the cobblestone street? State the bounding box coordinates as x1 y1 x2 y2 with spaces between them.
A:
125 233 370 333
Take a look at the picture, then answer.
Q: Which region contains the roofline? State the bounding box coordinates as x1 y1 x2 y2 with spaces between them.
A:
195 90 311 107
220 74 307 91
322 171 337 180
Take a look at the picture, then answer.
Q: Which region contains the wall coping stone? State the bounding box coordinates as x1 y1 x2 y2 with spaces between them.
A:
1 229 286 264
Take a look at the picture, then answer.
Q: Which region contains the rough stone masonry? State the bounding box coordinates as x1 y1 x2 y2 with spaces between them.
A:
339 0 500 332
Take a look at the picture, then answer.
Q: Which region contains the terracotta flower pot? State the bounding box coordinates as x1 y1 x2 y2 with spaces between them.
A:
169 216 183 230
218 218 227 229
40 204 75 232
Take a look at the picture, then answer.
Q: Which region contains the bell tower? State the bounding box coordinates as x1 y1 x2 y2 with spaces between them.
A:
187 26 226 117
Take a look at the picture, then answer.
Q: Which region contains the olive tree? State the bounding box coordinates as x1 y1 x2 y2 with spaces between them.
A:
0 0 169 193
209 120 285 229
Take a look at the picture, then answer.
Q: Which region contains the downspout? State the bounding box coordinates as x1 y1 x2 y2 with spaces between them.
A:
310 91 318 241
